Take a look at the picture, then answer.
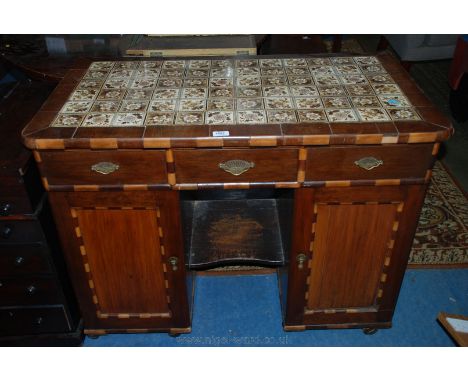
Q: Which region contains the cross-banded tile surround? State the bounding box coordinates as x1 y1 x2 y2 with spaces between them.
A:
52 57 421 127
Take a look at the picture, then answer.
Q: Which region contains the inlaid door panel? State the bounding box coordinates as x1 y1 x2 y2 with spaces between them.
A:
48 190 190 332
285 185 427 329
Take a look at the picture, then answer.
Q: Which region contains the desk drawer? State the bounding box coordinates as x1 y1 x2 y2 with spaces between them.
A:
0 277 62 306
39 150 167 187
0 220 44 244
0 246 52 276
305 145 434 182
0 306 70 335
174 149 298 184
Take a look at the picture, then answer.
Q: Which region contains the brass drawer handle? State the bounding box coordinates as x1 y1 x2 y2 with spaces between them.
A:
219 159 255 176
354 157 383 171
91 162 120 175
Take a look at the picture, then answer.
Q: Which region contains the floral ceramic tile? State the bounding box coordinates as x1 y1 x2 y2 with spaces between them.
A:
297 109 328 122
237 76 261 87
207 99 234 111
145 112 174 125
160 68 185 78
322 97 351 108
308 65 335 75
181 87 207 99
259 59 283 68
112 113 145 126
334 65 361 75
152 88 180 99
313 74 341 86
81 113 114 127
211 60 233 69
326 109 358 122
294 97 323 109
267 110 297 123
176 112 204 124
236 67 260 76
77 79 103 89
339 75 368 85
139 61 162 68
209 88 234 98
205 111 234 124
130 78 157 89
372 83 402 95
125 89 153 100
236 98 263 110
103 78 130 89
354 56 380 66
89 61 114 70
355 108 390 121
184 78 208 87
283 58 308 67
263 86 290 97
189 60 211 69
307 58 331 66
149 99 177 112
360 64 386 74
186 69 209 78
261 68 285 76
163 60 186 69
378 95 411 108
69 89 98 101
366 74 395 84
157 78 183 88
179 99 206 112
236 87 262 98
350 96 382 108
51 113 85 127
135 68 160 78
236 110 266 124
331 57 355 65
210 78 234 88
317 85 346 96
114 61 139 69
90 101 121 113
264 97 293 109
61 101 93 113
97 89 126 100
83 70 109 80
236 59 258 68
290 86 319 97
387 108 421 120
261 76 287 86
285 67 310 76
210 68 234 78
120 100 149 113
108 69 133 79
288 76 314 86
345 84 374 96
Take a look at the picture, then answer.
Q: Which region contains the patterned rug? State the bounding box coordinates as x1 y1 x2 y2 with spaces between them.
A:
409 161 468 267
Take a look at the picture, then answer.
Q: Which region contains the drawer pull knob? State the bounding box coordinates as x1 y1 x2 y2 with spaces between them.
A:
354 157 383 171
219 159 255 176
168 256 179 271
91 162 120 175
15 256 25 266
296 253 308 270
1 225 13 239
0 203 12 216
26 285 37 295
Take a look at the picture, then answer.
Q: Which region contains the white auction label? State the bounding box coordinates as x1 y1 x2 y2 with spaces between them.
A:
212 131 230 137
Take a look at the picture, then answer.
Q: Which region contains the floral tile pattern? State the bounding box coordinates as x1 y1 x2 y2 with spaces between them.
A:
54 56 421 127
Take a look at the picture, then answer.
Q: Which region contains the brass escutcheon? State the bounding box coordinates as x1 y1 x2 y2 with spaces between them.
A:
219 159 255 176
354 157 383 171
91 162 120 175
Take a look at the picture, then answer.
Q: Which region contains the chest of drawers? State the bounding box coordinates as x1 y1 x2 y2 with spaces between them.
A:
22 53 452 336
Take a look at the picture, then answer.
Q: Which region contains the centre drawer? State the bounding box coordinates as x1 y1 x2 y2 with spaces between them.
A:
39 150 168 187
0 277 63 306
174 149 298 184
305 144 434 182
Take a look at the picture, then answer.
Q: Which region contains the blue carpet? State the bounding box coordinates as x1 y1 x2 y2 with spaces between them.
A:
84 269 468 346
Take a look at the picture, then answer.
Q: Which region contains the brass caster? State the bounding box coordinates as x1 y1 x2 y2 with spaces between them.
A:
362 327 378 335
168 333 181 338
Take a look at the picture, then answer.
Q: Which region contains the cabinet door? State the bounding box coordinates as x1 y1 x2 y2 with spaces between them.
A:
285 185 426 329
49 191 190 333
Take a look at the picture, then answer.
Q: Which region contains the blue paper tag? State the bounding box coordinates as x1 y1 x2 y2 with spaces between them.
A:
387 99 400 106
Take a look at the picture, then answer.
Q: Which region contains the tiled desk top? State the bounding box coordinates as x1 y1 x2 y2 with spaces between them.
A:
22 53 453 149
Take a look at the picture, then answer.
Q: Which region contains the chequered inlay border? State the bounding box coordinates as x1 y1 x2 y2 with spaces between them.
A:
70 206 172 319
303 200 404 315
